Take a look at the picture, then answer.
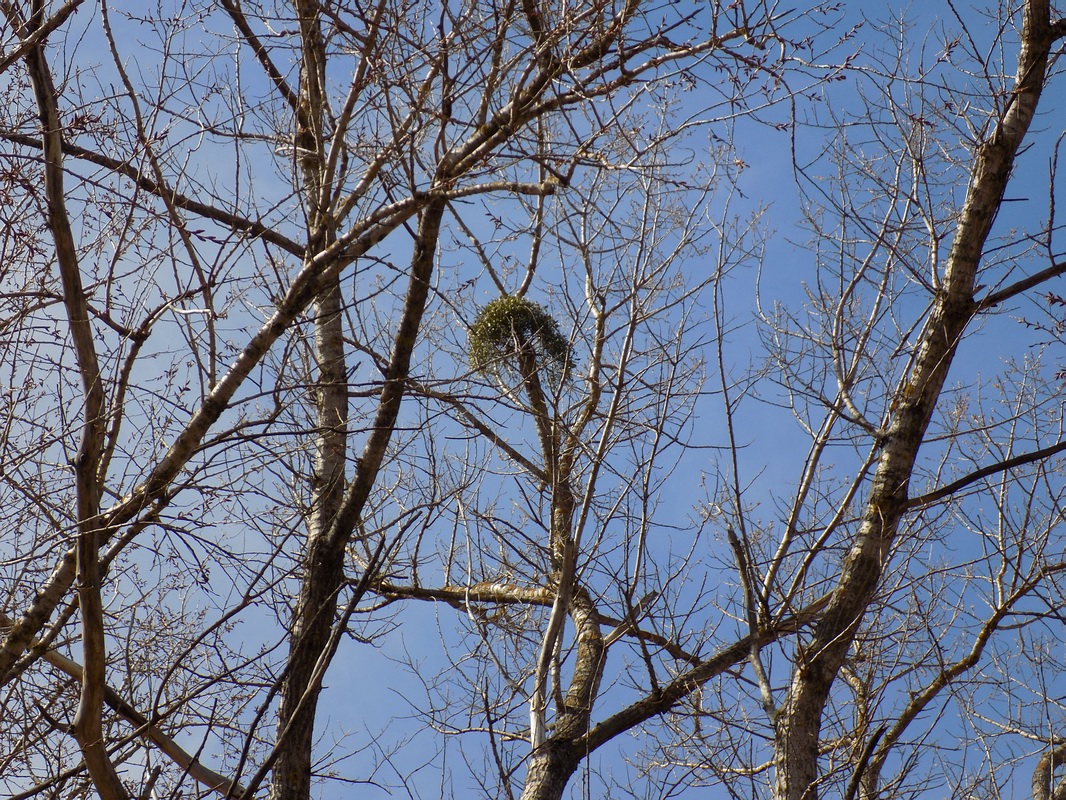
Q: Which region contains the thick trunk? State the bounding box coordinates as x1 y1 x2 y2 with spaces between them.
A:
271 280 348 800
520 740 581 800
523 585 605 799
270 534 346 800
771 3 1054 798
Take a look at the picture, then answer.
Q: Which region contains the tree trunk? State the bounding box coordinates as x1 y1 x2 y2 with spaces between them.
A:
772 2 1055 797
271 1 348 797
520 740 582 800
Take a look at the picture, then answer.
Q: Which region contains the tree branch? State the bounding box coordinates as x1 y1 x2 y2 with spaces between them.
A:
582 593 831 753
976 259 1066 310
905 437 1066 511
0 611 245 798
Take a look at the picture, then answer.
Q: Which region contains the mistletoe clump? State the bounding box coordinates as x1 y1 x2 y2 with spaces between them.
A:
468 295 572 382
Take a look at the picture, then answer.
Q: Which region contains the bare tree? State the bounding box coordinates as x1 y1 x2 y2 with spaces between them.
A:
9 0 1066 798
0 1 818 799
746 1 1066 798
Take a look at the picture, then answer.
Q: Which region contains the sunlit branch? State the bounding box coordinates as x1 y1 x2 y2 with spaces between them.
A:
976 259 1066 310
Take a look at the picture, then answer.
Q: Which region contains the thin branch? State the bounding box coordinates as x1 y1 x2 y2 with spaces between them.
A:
581 593 831 753
0 0 82 75
904 437 1066 511
218 0 300 110
0 130 303 255
728 525 776 723
976 259 1066 310
0 611 245 799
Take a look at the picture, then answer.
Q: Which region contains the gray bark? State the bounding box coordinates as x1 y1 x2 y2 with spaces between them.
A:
772 2 1058 798
271 3 348 797
20 9 125 797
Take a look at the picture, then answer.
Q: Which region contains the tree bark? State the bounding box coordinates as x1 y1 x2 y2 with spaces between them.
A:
271 2 348 797
772 2 1056 798
520 587 604 800
521 740 582 800
19 6 126 797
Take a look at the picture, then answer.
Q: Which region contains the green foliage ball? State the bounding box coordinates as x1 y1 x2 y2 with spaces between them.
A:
468 295 572 381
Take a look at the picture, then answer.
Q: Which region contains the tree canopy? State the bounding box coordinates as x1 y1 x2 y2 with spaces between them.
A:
2 2 1066 800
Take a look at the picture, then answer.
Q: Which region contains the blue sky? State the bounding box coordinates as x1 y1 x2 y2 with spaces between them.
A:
5 1 1066 798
